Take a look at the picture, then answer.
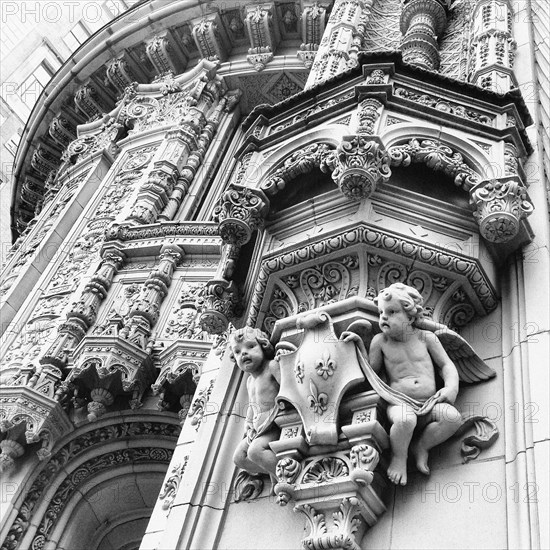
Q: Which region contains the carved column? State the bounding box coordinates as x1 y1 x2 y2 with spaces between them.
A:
400 0 451 70
298 1 330 69
198 185 269 334
305 0 374 88
159 98 227 221
127 112 205 225
468 0 517 93
244 4 281 71
469 176 534 243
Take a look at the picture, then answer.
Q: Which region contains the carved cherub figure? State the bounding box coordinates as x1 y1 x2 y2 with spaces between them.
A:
343 283 495 486
231 327 281 479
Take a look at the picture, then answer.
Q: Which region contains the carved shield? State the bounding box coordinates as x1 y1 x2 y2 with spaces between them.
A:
277 311 365 446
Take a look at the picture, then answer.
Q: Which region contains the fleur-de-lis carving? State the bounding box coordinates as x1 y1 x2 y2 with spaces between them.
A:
315 349 336 380
307 379 328 414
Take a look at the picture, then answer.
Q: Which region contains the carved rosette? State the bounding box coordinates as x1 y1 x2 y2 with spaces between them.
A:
400 0 450 70
323 135 391 201
470 177 534 243
197 279 241 334
213 184 270 246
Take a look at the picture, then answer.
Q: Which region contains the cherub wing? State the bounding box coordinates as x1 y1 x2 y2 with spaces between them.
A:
415 319 496 383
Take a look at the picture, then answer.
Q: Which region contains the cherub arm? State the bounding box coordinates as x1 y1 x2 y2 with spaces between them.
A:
425 331 459 404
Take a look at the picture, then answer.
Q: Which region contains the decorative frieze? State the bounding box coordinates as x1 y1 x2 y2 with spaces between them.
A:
244 4 280 71
470 176 534 243
400 0 451 70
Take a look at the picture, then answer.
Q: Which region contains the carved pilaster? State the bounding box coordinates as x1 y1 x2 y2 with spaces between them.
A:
244 4 280 71
129 244 184 327
470 176 534 243
298 2 329 68
306 0 374 88
400 0 451 70
468 0 517 93
192 13 231 62
213 184 270 246
321 135 391 200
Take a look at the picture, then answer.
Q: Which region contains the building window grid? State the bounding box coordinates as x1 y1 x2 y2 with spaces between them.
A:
63 21 92 51
18 63 54 109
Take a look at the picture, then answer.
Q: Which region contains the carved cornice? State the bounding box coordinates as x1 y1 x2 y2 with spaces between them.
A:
247 223 498 330
104 221 219 242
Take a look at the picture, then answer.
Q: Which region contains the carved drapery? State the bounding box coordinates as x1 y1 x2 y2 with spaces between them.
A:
400 0 451 70
469 176 534 243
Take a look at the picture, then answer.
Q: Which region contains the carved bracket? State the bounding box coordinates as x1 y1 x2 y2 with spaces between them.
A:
469 176 534 243
245 4 280 71
322 135 391 200
197 279 241 334
213 184 270 246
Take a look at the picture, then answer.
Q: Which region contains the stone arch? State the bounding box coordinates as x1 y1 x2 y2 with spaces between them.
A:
381 123 493 190
2 411 180 550
247 128 345 196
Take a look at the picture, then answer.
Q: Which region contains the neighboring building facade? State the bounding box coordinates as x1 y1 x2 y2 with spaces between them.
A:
0 1 548 549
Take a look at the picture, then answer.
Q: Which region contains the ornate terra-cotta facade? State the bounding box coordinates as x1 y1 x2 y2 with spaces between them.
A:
1 1 548 549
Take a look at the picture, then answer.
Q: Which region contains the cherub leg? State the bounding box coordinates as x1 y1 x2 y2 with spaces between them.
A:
233 438 262 475
386 404 418 485
412 403 462 475
247 429 279 478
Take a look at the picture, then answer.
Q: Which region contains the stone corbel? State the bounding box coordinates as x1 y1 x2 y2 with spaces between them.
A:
321 135 391 200
31 143 60 177
145 31 188 76
213 183 270 247
0 365 72 471
297 1 329 68
74 81 112 120
49 115 77 149
244 4 280 71
105 53 146 95
197 279 241 335
192 13 232 62
469 176 534 243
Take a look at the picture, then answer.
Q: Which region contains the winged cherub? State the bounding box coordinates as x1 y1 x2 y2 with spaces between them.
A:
343 282 495 486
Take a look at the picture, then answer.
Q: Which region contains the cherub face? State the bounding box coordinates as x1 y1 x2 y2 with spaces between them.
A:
378 298 412 339
231 338 265 373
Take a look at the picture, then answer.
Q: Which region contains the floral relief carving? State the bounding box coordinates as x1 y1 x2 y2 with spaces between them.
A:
159 456 189 510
